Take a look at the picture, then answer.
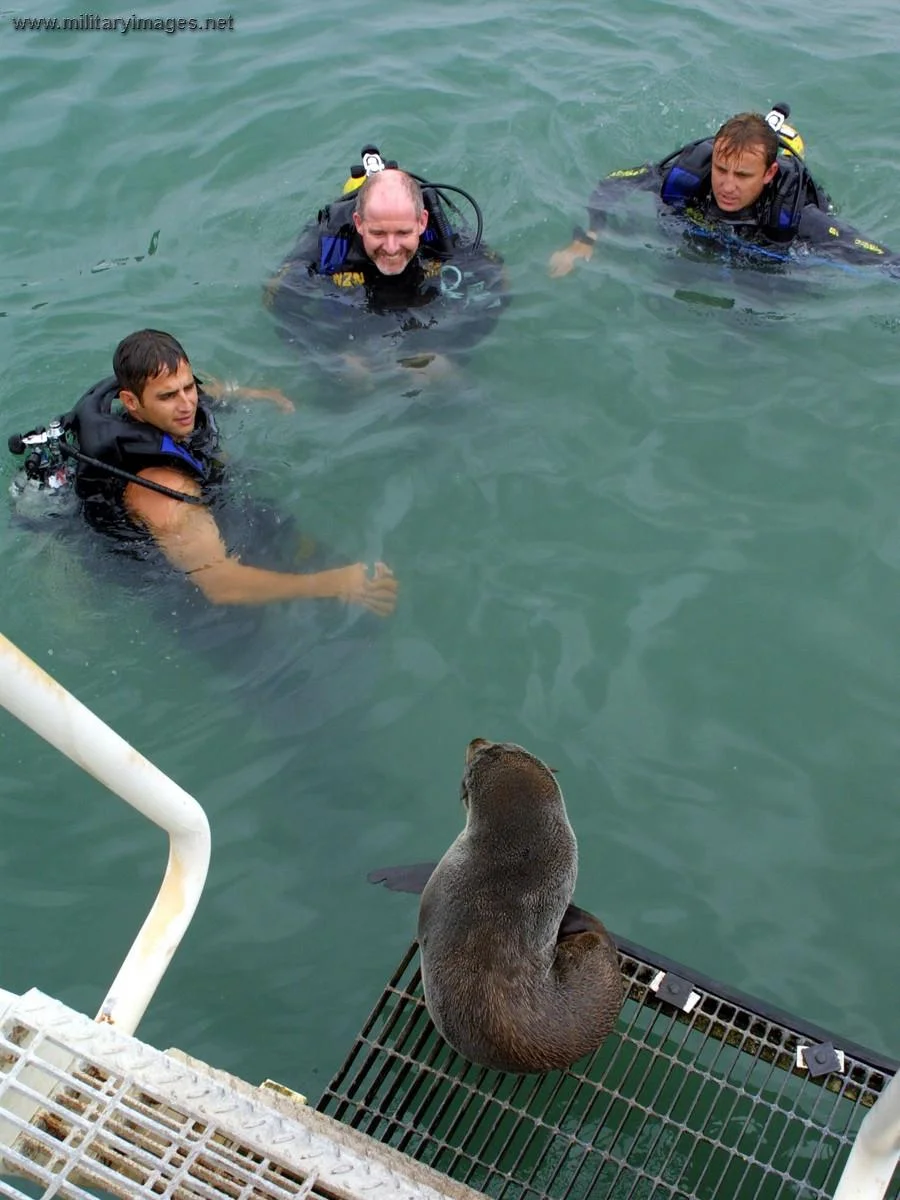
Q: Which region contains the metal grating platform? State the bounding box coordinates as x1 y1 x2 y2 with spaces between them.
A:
318 937 900 1200
0 988 487 1200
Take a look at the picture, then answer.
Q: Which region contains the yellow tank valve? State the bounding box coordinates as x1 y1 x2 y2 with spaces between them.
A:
342 166 366 195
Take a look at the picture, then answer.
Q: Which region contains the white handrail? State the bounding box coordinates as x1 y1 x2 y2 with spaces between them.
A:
833 1068 900 1200
0 632 210 1036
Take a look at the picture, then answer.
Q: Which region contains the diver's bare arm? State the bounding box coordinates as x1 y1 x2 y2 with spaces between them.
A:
548 232 597 277
123 468 397 614
202 376 295 412
549 166 659 277
549 193 606 277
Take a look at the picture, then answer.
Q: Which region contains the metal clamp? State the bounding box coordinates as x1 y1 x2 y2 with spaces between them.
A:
796 1042 846 1078
650 970 701 1013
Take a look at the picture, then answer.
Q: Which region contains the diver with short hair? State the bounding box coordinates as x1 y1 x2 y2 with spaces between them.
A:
9 329 398 615
549 107 897 277
265 147 508 383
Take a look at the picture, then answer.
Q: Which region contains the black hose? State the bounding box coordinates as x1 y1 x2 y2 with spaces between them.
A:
410 177 484 252
58 442 206 505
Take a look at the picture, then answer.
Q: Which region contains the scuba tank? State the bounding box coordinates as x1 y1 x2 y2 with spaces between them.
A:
765 102 805 159
342 145 389 194
763 101 832 226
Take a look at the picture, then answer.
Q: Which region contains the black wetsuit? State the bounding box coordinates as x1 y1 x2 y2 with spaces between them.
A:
580 140 897 271
265 206 508 362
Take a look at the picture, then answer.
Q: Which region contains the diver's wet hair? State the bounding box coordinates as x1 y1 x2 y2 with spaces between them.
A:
113 329 191 397
713 113 778 167
355 169 424 222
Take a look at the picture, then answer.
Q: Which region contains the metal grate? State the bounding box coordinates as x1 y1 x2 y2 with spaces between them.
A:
0 989 485 1200
318 938 900 1200
0 1024 332 1200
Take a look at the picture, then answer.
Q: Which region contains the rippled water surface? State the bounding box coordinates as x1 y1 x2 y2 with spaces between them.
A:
1 0 899 1092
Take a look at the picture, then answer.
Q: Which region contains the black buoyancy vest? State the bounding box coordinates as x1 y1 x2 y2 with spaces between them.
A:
314 186 457 276
69 376 221 517
659 138 830 241
70 376 219 481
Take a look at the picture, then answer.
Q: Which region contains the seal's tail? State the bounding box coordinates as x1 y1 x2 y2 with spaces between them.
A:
366 862 438 894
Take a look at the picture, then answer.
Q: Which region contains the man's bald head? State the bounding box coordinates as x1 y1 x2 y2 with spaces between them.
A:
355 169 424 221
352 169 429 276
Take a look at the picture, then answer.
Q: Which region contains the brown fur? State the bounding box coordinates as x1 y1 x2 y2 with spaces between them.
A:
417 739 624 1073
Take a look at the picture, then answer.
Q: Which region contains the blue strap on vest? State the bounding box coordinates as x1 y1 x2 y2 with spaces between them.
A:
159 434 206 475
660 164 705 208
774 193 795 230
319 234 351 274
659 139 713 209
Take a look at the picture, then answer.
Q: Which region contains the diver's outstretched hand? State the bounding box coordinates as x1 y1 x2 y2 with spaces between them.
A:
548 241 595 278
333 562 398 616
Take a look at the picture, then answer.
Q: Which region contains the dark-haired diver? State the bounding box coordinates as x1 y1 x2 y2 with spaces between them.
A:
264 148 509 387
10 329 398 617
549 108 897 279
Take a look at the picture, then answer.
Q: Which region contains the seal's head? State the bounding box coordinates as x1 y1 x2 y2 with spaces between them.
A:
461 738 561 825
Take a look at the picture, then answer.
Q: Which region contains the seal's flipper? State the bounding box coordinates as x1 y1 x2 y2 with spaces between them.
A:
558 902 608 941
367 862 438 893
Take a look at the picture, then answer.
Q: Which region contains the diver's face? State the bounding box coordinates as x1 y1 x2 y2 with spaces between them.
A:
121 360 199 438
353 188 428 276
710 143 779 212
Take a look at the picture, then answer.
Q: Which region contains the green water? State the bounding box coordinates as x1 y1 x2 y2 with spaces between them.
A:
1 0 899 1104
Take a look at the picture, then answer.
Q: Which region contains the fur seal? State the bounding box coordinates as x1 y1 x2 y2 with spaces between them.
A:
415 738 624 1074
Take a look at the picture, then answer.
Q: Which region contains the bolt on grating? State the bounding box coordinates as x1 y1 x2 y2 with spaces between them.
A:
317 937 900 1200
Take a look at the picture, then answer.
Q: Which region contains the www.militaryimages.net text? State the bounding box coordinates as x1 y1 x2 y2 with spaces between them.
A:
10 14 235 33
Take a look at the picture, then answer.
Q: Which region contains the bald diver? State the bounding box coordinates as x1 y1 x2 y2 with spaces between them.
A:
265 146 509 387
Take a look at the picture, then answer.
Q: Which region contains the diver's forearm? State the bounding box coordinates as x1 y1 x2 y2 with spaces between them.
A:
797 207 895 265
188 558 339 606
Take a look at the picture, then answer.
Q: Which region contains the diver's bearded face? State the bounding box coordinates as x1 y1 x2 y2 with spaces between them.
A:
353 197 428 276
710 143 779 213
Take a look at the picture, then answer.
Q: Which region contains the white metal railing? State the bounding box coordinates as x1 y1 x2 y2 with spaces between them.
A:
0 631 210 1036
834 1068 900 1199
